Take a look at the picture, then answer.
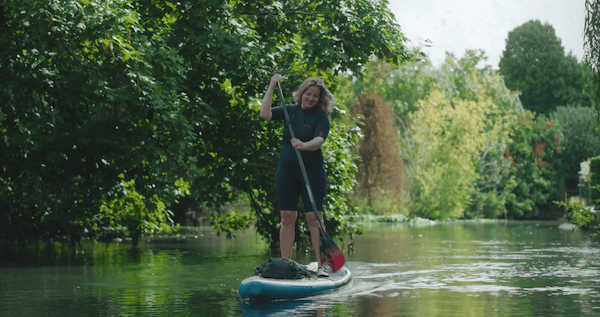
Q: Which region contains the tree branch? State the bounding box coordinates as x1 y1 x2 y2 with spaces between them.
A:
247 189 265 219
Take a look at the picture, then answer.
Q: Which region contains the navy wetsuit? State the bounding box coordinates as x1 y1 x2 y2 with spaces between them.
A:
271 104 330 213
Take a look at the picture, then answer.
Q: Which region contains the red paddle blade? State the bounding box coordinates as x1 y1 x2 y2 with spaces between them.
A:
319 231 345 272
321 248 345 272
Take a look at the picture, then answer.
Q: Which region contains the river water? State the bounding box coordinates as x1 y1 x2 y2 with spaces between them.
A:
1 220 599 316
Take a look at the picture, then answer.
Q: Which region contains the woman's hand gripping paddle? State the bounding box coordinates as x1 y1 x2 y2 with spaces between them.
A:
273 74 345 273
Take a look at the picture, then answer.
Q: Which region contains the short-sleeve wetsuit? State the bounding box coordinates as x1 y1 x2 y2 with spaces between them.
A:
271 104 330 213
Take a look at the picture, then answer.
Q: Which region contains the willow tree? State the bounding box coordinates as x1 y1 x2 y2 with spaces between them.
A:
352 95 403 213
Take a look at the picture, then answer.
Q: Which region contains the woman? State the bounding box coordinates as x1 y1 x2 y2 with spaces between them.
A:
260 73 335 275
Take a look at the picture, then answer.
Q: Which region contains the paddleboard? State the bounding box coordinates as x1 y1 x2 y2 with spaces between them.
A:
239 262 352 300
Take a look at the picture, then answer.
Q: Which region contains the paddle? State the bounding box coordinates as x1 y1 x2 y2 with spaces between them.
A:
273 74 345 273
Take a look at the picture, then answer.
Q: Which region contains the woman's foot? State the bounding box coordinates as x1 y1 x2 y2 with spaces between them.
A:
317 266 330 277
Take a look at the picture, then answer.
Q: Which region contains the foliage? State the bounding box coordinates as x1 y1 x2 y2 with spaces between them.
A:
503 112 564 219
98 176 180 246
338 50 570 220
499 20 595 116
336 58 433 120
584 0 600 130
351 94 403 213
321 110 364 238
559 166 600 237
550 105 600 189
338 51 518 219
0 0 414 248
557 200 595 229
139 0 416 250
555 183 600 236
210 210 251 240
340 51 519 117
0 0 191 243
405 89 511 219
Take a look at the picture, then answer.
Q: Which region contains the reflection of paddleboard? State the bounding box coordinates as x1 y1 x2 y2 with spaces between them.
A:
239 262 352 300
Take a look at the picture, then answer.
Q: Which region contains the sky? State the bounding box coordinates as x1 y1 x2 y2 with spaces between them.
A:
388 0 587 69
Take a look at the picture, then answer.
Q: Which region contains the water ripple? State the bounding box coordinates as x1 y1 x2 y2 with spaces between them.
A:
344 242 600 299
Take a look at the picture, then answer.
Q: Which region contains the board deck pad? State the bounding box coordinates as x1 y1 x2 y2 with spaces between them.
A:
239 262 352 300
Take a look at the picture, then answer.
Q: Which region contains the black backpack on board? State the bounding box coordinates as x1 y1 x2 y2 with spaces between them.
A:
254 257 316 279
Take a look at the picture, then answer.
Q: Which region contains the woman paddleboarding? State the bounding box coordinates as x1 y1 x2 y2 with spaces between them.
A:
259 73 336 276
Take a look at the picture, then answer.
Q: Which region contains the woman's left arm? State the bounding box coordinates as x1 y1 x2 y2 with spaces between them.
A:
290 137 324 151
292 115 329 151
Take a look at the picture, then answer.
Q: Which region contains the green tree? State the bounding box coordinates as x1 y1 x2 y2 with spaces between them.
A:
499 20 594 115
98 176 183 247
0 0 191 243
336 57 435 122
550 105 600 189
584 0 600 129
161 0 415 250
152 0 416 250
0 0 415 249
405 89 512 219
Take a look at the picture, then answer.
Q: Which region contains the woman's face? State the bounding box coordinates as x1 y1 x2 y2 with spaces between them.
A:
301 86 320 110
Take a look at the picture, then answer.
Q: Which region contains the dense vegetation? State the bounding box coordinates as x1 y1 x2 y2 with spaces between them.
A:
338 50 568 220
0 0 417 248
1 0 598 251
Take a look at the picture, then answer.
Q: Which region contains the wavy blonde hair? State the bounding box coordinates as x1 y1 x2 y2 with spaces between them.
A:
293 77 336 116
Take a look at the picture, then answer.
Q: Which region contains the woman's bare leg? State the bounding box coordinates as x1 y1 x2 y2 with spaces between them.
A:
280 210 297 259
305 211 323 266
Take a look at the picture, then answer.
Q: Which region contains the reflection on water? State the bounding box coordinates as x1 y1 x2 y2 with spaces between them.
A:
1 221 600 316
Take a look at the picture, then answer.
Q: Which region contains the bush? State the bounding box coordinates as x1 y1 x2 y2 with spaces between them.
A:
558 200 595 229
503 112 564 219
98 176 182 247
